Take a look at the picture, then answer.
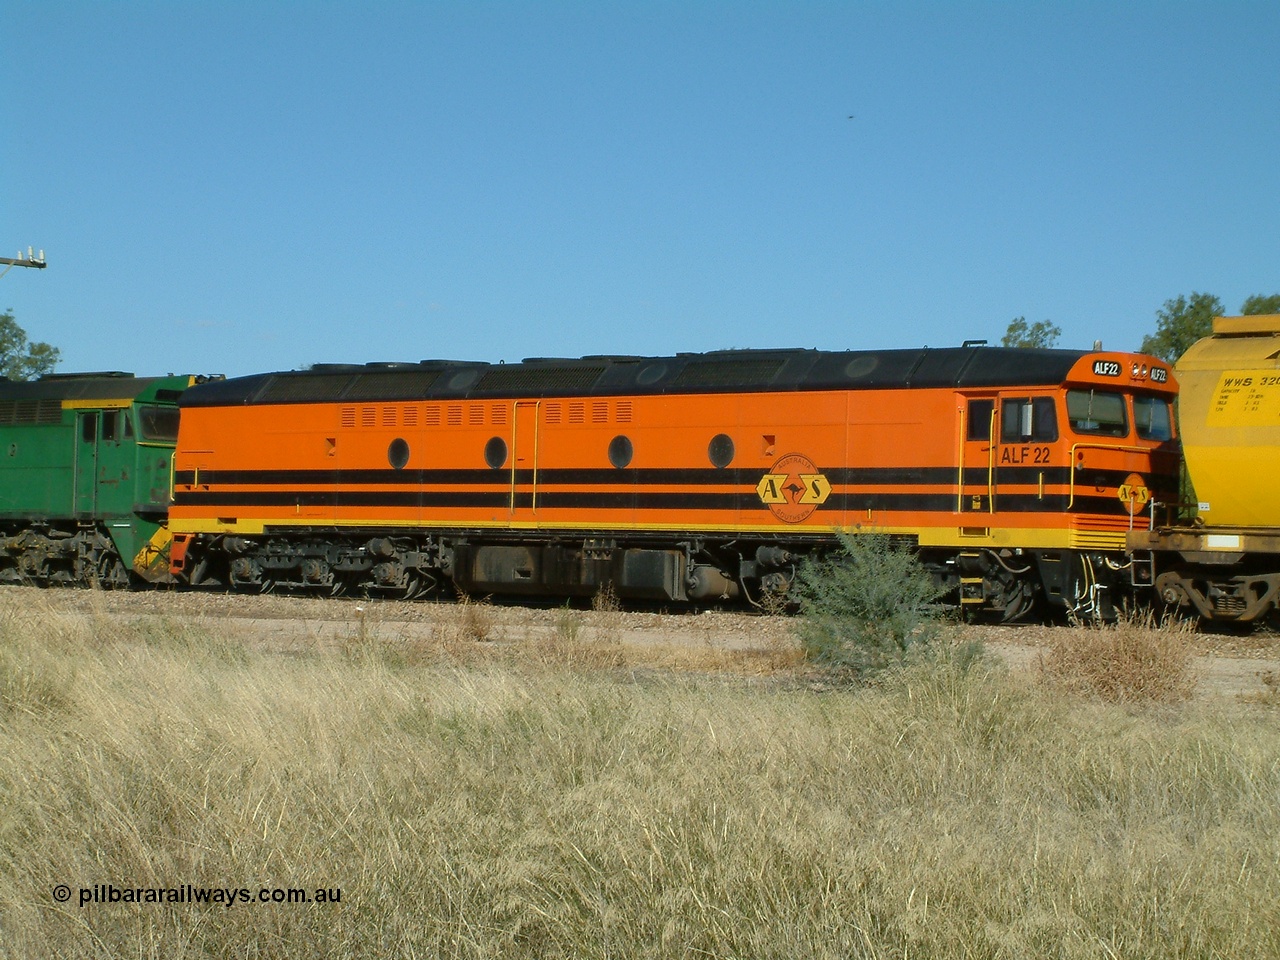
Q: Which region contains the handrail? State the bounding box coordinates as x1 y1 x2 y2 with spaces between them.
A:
1067 441 1151 509
985 407 996 513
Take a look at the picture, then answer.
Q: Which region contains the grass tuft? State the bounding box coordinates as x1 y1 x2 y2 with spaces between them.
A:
1040 608 1198 702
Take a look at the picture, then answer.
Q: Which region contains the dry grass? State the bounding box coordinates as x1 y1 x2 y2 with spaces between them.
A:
2 591 1278 958
1039 608 1200 703
1247 667 1280 707
529 605 627 670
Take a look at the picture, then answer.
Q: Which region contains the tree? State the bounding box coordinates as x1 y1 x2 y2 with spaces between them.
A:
1001 317 1061 349
1241 293 1280 315
0 310 60 380
1138 292 1223 363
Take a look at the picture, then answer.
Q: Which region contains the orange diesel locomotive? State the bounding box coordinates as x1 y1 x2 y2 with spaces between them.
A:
168 344 1178 619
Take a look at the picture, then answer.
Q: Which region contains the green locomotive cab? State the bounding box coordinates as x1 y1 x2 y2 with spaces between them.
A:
0 372 201 587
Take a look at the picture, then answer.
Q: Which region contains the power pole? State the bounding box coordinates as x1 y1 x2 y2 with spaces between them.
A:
0 247 47 279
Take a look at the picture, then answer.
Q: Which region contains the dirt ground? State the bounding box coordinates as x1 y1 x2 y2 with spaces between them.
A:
6 586 1280 701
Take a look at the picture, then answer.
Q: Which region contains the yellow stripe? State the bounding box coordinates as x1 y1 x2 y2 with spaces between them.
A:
62 398 133 410
168 516 1083 550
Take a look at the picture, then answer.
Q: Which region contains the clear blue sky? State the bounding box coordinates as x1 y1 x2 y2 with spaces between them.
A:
3 1 1277 378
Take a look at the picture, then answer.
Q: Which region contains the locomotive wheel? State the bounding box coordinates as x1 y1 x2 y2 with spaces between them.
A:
94 555 130 590
997 581 1038 623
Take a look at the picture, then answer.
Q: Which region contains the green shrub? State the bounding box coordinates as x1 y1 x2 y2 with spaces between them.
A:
794 532 947 678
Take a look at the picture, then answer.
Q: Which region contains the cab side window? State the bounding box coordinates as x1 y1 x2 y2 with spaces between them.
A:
101 410 121 442
967 399 994 441
1000 397 1058 443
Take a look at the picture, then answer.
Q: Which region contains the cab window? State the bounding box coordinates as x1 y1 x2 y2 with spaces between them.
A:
1000 397 1058 443
101 409 131 442
966 399 994 441
1066 389 1128 437
137 405 180 442
1134 395 1173 441
101 409 120 442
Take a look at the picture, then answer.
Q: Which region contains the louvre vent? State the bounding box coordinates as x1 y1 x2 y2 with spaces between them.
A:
341 370 442 401
257 374 356 403
0 399 62 425
475 365 606 394
671 357 785 388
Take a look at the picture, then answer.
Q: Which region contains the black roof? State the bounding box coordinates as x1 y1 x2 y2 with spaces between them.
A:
180 346 1092 408
0 373 179 403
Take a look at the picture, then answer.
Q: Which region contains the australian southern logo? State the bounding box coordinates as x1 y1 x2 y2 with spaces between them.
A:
756 454 831 523
1117 473 1151 515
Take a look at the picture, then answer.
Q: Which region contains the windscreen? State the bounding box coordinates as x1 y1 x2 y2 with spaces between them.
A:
137 405 180 442
1134 395 1174 441
1066 389 1128 438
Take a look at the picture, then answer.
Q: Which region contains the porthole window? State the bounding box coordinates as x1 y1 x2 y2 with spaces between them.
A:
708 433 735 469
387 438 410 470
608 435 633 469
844 356 879 380
448 369 481 391
637 362 667 386
484 436 508 469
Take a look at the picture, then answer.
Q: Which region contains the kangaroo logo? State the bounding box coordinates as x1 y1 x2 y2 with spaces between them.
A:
757 453 831 524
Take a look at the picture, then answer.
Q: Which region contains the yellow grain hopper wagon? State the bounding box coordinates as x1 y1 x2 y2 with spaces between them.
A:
1130 314 1280 621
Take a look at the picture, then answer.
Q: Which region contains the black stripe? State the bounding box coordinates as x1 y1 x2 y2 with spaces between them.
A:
173 490 766 511
176 467 759 487
174 464 1123 488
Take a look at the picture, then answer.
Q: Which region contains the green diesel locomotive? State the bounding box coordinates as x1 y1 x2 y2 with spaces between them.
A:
0 372 199 587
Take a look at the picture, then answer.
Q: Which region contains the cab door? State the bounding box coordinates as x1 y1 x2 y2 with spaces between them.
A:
959 397 997 513
73 411 99 517
93 408 134 517
995 396 1060 509
508 400 541 525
